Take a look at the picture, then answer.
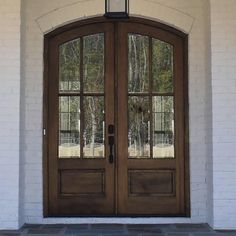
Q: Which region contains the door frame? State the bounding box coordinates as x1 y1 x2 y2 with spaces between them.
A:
43 16 190 217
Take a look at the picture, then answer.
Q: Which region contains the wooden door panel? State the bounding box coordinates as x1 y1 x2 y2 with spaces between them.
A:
46 22 115 216
59 170 105 195
128 169 175 196
117 22 187 216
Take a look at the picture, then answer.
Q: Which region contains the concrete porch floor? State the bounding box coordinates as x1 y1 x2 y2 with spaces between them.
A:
0 224 236 236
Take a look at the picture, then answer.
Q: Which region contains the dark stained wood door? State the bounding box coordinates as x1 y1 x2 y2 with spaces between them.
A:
116 22 188 215
44 18 189 216
46 23 115 216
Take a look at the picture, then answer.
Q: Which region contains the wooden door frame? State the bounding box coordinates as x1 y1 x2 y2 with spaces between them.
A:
43 16 189 217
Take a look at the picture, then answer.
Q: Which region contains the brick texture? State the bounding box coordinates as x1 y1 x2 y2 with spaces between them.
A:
2 0 235 231
0 0 21 230
210 0 236 230
20 0 211 226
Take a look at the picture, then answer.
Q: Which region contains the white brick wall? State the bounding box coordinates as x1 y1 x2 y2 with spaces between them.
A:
4 0 236 230
0 0 21 230
20 0 211 226
204 0 213 228
210 0 236 229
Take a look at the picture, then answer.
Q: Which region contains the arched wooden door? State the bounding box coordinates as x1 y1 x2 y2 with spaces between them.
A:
44 18 189 216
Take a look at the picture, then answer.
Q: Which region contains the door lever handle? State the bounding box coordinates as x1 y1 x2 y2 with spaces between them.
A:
108 135 114 164
108 124 114 134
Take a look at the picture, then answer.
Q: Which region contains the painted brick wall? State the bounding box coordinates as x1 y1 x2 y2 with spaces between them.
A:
0 0 21 230
210 0 236 229
20 0 211 226
0 0 234 230
205 0 213 228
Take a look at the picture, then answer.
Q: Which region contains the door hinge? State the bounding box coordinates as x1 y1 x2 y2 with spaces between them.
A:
43 129 46 136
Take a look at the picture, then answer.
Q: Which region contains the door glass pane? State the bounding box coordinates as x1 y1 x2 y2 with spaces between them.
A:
83 96 105 158
128 96 150 158
59 39 80 92
128 34 149 93
59 96 80 158
153 96 174 158
83 34 104 93
152 39 173 93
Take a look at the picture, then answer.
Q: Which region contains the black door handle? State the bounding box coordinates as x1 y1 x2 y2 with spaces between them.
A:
108 124 114 134
109 136 114 164
108 125 114 164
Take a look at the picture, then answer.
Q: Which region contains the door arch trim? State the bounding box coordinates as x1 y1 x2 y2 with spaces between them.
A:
36 1 194 34
44 17 187 39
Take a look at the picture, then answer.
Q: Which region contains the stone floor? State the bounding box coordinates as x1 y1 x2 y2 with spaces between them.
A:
0 224 236 236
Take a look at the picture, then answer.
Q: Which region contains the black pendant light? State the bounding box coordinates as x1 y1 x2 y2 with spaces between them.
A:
104 0 129 18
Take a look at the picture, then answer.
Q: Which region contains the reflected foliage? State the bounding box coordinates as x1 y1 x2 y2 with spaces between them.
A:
58 34 105 159
128 35 174 158
128 34 149 92
59 39 80 92
83 97 104 158
58 33 175 159
59 97 80 158
128 96 150 158
152 39 173 93
153 96 174 158
84 34 104 93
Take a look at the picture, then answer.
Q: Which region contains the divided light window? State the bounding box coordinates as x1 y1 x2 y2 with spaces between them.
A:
127 34 174 159
58 34 105 159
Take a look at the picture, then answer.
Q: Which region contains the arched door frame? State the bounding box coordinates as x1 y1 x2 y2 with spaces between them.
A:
43 16 189 217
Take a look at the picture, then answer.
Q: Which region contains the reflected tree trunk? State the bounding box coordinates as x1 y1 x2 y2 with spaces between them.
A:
131 35 139 91
89 98 96 156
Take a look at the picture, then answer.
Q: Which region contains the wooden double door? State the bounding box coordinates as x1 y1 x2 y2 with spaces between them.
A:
44 19 189 216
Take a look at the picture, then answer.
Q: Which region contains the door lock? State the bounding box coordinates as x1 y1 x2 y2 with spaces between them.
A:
108 125 115 164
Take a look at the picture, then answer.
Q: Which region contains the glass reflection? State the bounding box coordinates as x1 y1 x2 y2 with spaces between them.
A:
83 34 104 93
59 39 80 92
128 34 149 93
153 96 174 158
152 38 173 93
83 97 105 158
128 96 150 158
59 96 80 158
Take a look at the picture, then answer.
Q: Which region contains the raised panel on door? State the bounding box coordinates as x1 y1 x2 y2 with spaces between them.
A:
47 23 115 216
117 22 187 215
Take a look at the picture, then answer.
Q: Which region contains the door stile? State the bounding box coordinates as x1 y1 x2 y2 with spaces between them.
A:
173 38 185 214
114 22 119 215
117 22 129 213
48 36 60 215
104 23 116 213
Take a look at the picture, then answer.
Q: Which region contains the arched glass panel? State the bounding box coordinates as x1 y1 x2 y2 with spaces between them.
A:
58 34 105 159
128 34 174 158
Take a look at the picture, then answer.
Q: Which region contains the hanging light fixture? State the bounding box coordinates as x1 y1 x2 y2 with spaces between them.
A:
104 0 129 18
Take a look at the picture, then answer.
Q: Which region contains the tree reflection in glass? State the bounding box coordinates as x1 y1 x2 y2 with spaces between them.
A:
152 39 173 93
128 34 149 93
59 96 80 158
59 39 80 92
153 96 174 158
128 96 150 158
83 34 104 93
83 97 104 158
